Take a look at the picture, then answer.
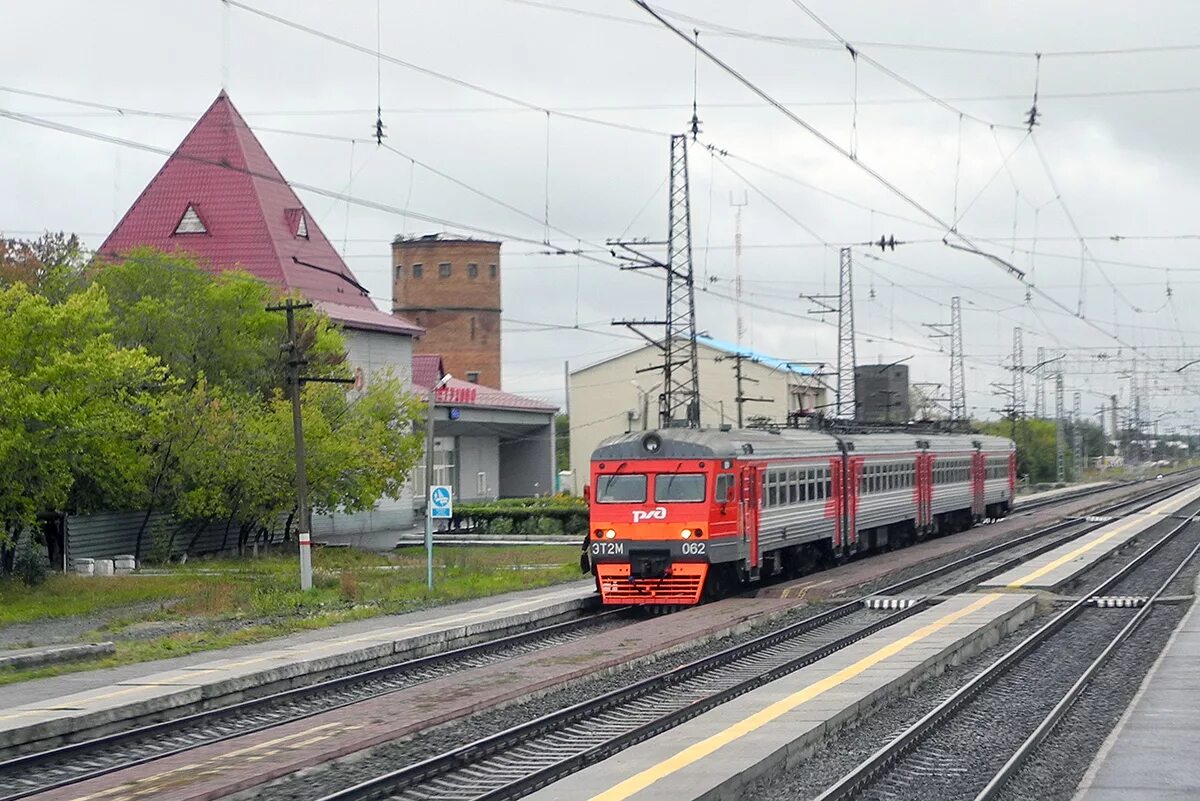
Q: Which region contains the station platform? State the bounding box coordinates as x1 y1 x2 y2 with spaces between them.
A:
0 580 598 752
21 597 799 801
523 591 1036 801
1074 574 1200 800
980 482 1200 592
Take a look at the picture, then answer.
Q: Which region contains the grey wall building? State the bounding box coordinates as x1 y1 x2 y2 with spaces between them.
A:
855 363 911 423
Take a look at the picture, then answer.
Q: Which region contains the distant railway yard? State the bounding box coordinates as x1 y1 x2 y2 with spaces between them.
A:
0 474 1195 801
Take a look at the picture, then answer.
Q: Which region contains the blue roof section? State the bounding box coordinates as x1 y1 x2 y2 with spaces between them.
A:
697 335 816 375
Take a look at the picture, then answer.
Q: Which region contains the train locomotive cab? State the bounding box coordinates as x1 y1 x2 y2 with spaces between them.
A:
586 433 743 609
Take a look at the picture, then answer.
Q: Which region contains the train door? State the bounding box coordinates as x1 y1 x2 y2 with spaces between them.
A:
1008 451 1018 500
739 464 762 570
829 457 844 550
911 453 925 529
972 450 985 518
846 456 864 553
917 451 934 531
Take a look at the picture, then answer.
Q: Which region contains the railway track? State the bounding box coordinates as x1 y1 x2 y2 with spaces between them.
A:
812 501 1200 801
0 610 625 801
306 479 1197 801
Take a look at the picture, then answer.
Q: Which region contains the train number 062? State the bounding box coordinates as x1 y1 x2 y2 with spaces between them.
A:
680 541 707 555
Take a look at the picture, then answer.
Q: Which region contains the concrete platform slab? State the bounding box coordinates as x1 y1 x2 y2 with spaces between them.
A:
523 591 1037 801
981 483 1200 591
1074 575 1200 801
0 581 597 752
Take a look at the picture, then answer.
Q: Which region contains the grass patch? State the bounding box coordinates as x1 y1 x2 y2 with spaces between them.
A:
0 545 583 684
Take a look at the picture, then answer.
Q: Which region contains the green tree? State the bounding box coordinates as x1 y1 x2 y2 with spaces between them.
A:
0 284 166 567
0 232 89 301
555 414 569 473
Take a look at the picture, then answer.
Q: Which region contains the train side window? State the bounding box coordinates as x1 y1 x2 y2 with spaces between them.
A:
788 469 799 504
715 473 735 503
767 472 778 507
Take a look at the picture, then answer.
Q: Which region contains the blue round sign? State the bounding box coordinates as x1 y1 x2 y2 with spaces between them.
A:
431 487 451 506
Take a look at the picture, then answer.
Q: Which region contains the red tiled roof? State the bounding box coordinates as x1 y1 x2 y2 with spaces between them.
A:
412 355 556 413
412 354 445 389
99 91 421 337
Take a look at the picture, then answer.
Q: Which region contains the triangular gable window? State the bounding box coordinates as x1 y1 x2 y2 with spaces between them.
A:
296 213 308 238
174 205 207 235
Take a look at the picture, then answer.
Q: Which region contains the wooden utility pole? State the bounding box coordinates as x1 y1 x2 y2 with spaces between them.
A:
267 298 355 591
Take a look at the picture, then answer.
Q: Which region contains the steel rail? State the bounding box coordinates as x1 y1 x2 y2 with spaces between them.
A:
973 534 1200 800
314 479 1198 801
813 510 1200 801
0 609 622 801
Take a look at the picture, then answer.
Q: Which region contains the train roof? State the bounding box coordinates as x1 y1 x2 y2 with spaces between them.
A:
591 428 1013 461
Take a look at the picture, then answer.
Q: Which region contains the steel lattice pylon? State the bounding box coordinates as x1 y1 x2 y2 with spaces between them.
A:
1011 327 1025 420
836 247 857 419
662 134 700 427
949 296 966 421
1055 372 1066 483
609 134 700 429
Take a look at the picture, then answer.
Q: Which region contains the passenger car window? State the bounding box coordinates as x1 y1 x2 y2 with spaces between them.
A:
595 474 646 503
656 474 706 503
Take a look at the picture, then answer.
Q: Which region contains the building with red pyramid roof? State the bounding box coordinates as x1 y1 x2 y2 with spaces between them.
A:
99 91 561 545
100 91 420 338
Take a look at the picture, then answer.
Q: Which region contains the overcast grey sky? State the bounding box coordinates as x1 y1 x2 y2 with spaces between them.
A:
4 1 1200 429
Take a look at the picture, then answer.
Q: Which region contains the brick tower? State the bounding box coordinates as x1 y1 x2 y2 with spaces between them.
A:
392 234 502 388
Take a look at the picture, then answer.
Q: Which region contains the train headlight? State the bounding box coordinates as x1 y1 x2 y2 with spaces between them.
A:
605 529 617 539
680 529 692 539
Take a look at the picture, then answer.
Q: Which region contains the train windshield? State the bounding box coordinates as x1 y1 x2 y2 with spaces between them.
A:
654 474 706 503
595 474 647 503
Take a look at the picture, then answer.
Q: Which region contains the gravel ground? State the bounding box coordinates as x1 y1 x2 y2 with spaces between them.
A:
0 601 174 649
995 604 1189 801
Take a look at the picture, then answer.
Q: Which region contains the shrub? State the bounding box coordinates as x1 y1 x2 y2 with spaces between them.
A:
489 516 515 536
564 514 588 535
14 537 48 587
535 516 563 536
517 517 539 536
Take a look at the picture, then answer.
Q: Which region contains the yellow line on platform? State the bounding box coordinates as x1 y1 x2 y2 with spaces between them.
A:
587 593 1003 801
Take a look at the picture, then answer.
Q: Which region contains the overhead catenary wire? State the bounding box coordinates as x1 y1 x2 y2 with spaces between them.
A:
223 0 670 138
629 0 1177 366
786 0 1024 131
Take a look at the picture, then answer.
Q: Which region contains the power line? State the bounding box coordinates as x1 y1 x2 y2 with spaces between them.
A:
786 0 1023 130
224 0 669 138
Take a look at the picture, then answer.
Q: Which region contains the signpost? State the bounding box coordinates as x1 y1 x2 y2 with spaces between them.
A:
428 485 452 587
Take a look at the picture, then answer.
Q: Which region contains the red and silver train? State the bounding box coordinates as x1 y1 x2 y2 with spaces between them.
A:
585 428 1016 608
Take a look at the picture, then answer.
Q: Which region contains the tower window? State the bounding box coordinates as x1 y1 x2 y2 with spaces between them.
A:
468 263 479 279
467 371 480 384
438 262 452 278
488 263 497 279
394 264 403 280
412 263 423 278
